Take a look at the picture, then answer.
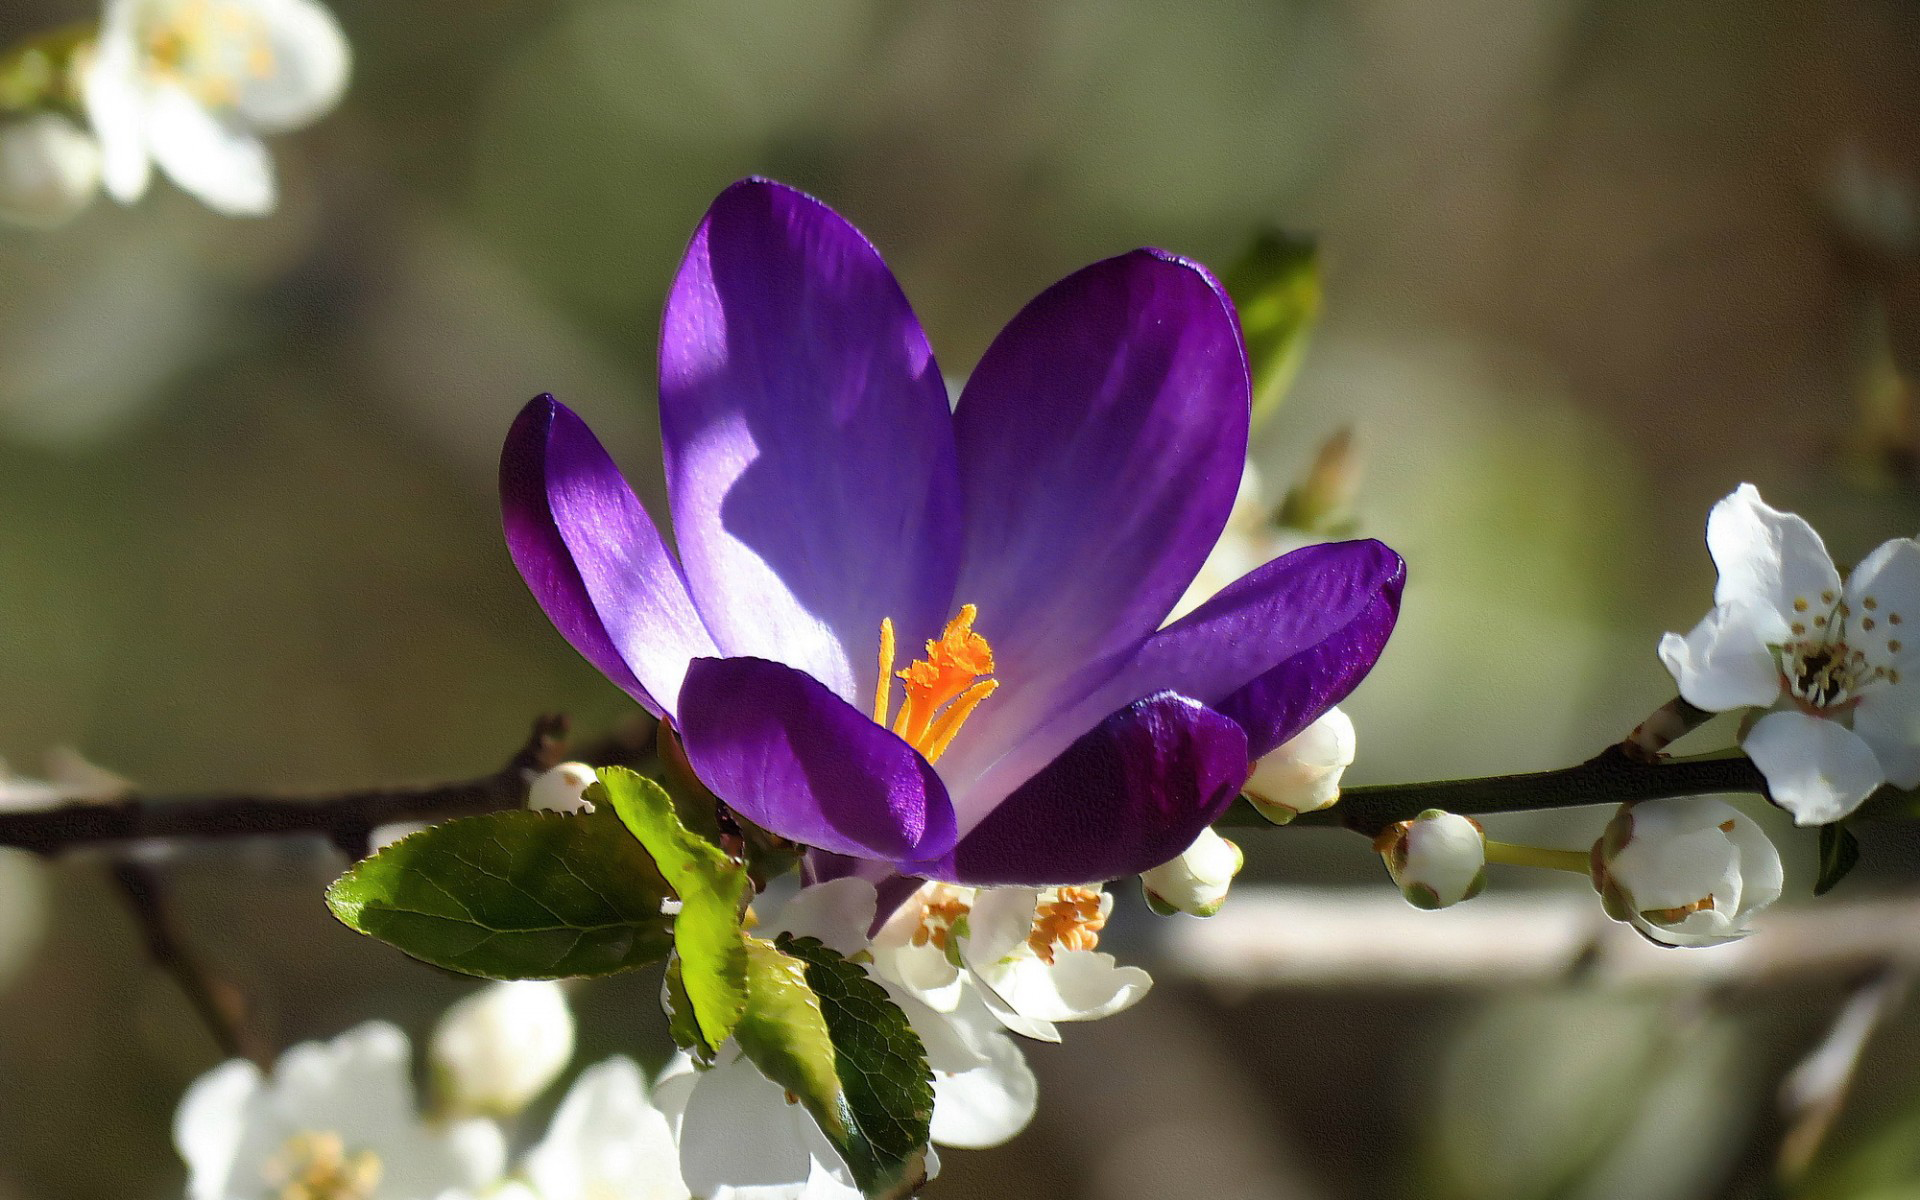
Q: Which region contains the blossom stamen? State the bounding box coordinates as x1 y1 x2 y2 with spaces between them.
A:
1027 886 1106 965
907 884 974 952
875 605 998 763
263 1131 382 1200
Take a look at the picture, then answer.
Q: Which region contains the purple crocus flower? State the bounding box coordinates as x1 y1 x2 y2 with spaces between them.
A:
501 178 1404 887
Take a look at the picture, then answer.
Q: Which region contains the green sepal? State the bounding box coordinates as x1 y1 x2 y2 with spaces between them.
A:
733 934 934 1200
323 808 674 979
1219 227 1321 426
1815 823 1861 897
596 766 750 1053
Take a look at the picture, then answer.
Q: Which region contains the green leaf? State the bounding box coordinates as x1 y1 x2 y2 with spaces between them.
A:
1219 227 1321 426
596 766 749 1052
662 956 712 1066
323 809 674 979
1815 823 1861 896
734 934 934 1200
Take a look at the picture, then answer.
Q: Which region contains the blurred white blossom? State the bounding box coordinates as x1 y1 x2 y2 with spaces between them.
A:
528 762 597 814
516 1057 688 1200
1661 484 1920 825
1243 706 1355 823
176 1022 506 1200
1589 797 1783 948
82 0 349 216
1378 809 1486 909
429 980 574 1119
0 114 102 228
1140 827 1243 917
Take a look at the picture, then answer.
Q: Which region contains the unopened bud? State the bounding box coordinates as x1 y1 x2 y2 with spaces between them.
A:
529 762 597 814
1276 426 1360 535
1377 809 1486 910
429 980 574 1118
1141 827 1243 917
0 114 100 229
1244 707 1355 823
1588 797 1782 948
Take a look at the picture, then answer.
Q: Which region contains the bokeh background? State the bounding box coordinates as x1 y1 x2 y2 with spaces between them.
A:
5 1 1920 1197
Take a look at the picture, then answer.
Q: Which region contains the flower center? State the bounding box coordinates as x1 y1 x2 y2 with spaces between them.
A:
263 1132 382 1200
1777 589 1904 712
1645 895 1716 924
907 883 974 952
1026 886 1106 965
873 605 998 763
142 0 277 106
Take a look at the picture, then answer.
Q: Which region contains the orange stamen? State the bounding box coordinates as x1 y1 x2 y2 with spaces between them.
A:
875 605 996 763
874 617 897 724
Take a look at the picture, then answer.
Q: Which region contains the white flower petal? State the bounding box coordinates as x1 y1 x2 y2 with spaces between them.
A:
884 982 987 1075
1853 683 1920 789
962 887 1040 966
1706 484 1843 615
429 980 574 1118
677 1052 815 1194
1608 811 1740 912
525 1057 688 1200
80 18 152 204
981 951 1152 1026
1744 710 1886 825
174 1059 262 1200
233 0 352 132
144 84 275 216
0 114 102 229
267 1021 417 1139
1657 602 1788 712
929 1029 1037 1150
765 878 876 956
1842 537 1920 661
1244 707 1355 819
528 762 598 813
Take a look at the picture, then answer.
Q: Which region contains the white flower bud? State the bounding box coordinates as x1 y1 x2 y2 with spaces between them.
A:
1589 796 1783 948
1378 809 1486 909
529 762 597 813
429 981 574 1118
0 114 101 229
1244 707 1355 823
1141 827 1243 917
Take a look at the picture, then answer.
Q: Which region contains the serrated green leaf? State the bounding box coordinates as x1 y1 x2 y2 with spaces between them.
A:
1815 823 1861 896
323 809 674 979
734 934 933 1200
596 766 749 1051
662 955 712 1066
1220 227 1320 426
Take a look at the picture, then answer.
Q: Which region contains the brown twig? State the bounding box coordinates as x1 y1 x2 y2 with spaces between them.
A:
109 860 268 1065
0 713 655 858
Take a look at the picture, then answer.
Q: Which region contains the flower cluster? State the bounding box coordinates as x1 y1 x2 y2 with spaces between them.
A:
0 0 347 226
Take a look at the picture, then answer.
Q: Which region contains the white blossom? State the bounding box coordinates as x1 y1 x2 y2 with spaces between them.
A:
0 114 102 228
1378 809 1486 909
518 1057 689 1200
1140 826 1243 917
954 885 1152 1042
1589 796 1783 948
528 762 597 814
429 980 574 1119
175 1022 506 1200
1660 484 1920 825
81 0 350 216
1168 464 1314 622
1243 706 1356 823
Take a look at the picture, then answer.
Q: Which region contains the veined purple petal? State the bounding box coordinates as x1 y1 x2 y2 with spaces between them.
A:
677 655 959 863
501 395 717 716
938 250 1249 791
962 539 1403 815
659 178 962 707
919 693 1249 887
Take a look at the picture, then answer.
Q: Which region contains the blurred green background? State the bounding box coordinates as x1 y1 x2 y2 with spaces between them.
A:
5 1 1920 1197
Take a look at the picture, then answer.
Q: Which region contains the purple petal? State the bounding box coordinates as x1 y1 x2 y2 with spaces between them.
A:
676 655 959 863
937 250 1249 790
962 539 1404 811
659 178 962 707
919 693 1249 887
501 395 717 716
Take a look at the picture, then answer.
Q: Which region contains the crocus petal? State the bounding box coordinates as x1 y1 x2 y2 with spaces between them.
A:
501 396 717 717
677 656 958 863
80 3 151 205
1707 484 1842 615
232 0 352 133
659 178 962 707
924 693 1249 886
940 250 1249 787
964 540 1399 815
1744 710 1885 825
1658 601 1789 713
144 84 275 216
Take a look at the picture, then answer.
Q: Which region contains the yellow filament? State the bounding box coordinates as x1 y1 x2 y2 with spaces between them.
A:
873 605 996 763
874 617 897 724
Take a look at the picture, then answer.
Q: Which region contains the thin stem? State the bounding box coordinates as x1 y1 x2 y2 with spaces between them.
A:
109 861 267 1065
1483 839 1592 874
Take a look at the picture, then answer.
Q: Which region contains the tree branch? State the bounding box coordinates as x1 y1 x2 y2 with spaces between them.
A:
0 713 656 857
110 860 268 1065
